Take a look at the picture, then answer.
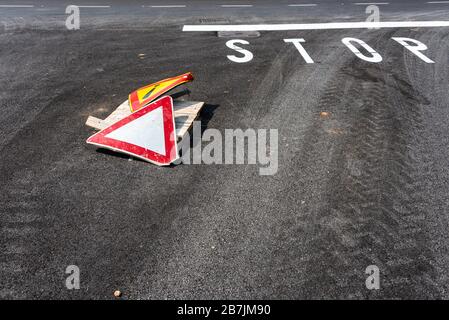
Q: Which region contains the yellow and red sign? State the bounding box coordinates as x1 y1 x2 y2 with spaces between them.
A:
128 72 194 112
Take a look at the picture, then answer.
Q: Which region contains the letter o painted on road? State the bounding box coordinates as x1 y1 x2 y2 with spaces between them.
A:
342 37 382 63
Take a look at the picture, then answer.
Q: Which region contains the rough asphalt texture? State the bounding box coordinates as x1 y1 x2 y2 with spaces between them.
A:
1 0 449 299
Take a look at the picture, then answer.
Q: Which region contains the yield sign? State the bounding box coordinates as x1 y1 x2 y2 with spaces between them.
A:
86 96 178 166
128 72 194 112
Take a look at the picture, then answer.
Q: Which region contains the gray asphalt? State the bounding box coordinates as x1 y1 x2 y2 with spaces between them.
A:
1 0 449 299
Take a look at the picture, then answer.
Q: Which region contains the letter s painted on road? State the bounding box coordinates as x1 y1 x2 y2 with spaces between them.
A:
226 39 254 63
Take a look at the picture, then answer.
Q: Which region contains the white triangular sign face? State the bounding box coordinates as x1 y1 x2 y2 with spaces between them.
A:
86 96 178 166
105 106 166 155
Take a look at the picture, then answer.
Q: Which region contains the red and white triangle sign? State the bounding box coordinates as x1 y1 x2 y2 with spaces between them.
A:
87 96 178 166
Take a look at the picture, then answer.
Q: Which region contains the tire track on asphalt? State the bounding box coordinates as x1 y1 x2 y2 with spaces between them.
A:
131 29 387 299
392 28 449 298
292 29 442 298
241 30 385 299
129 30 352 299
0 169 44 299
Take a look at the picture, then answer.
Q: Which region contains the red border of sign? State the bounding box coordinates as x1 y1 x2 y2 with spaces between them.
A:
86 96 178 166
128 72 194 113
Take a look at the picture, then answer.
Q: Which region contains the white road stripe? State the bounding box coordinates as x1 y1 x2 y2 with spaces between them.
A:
0 5 35 8
353 2 390 5
288 4 317 7
427 1 449 3
148 5 187 8
183 21 449 31
220 4 253 7
77 5 111 8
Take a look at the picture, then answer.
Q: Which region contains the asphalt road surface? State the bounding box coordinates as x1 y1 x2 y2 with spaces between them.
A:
1 0 449 299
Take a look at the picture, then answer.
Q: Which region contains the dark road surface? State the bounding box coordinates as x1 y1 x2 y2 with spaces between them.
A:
1 0 449 299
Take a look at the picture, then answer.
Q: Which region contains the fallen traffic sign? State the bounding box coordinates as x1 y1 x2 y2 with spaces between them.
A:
86 100 204 142
86 96 178 166
128 72 194 112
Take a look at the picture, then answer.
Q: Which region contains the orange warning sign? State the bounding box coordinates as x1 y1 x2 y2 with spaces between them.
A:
128 72 193 112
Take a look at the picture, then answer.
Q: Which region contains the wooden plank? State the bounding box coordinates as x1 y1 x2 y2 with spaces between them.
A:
102 100 131 128
86 100 204 141
173 101 204 141
85 116 104 130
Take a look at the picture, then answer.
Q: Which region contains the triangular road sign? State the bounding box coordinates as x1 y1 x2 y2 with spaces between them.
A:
87 96 178 166
128 72 194 112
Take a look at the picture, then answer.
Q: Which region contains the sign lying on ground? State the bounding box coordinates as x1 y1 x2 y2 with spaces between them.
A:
128 72 194 112
87 96 178 166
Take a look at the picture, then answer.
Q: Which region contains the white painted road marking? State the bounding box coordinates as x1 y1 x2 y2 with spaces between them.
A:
342 37 383 63
354 2 390 5
284 39 314 63
148 5 187 8
220 4 254 7
392 37 435 63
0 5 35 8
287 4 317 6
226 39 254 63
77 5 111 8
224 37 436 64
183 21 449 31
427 1 449 4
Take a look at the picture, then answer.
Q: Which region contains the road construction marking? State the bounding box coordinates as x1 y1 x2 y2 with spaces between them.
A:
0 5 35 8
183 21 449 31
287 4 317 6
220 4 254 7
148 5 187 8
